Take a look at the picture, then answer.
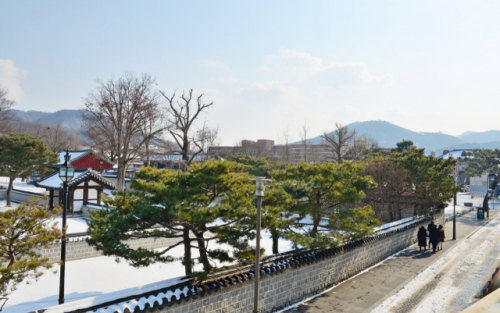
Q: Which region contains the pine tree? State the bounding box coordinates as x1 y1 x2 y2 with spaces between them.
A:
271 162 381 249
391 147 456 215
0 133 59 206
87 159 256 279
0 198 61 296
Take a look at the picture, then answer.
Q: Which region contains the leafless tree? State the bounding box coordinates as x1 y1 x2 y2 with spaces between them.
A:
13 121 81 153
365 135 379 149
344 145 367 161
361 161 409 222
298 121 310 163
322 122 356 163
0 86 15 134
276 126 294 164
138 94 167 167
195 123 220 161
83 73 166 191
160 89 214 170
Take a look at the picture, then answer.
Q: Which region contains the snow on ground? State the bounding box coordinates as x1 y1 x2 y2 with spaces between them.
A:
47 217 90 234
0 182 48 194
0 200 18 212
2 241 235 313
371 214 500 313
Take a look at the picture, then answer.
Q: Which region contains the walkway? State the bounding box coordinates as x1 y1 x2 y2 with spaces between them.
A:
283 209 499 313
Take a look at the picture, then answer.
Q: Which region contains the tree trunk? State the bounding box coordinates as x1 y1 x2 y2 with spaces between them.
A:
6 176 14 206
312 214 321 233
271 228 279 254
145 139 151 167
195 231 211 272
116 160 127 192
182 227 192 276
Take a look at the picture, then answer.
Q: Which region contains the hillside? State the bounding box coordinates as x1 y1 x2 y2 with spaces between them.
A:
304 120 500 155
34 109 85 132
11 109 50 122
457 130 500 143
12 109 85 133
306 120 463 152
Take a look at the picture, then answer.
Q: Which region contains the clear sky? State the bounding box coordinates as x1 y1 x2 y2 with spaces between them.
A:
1 1 499 145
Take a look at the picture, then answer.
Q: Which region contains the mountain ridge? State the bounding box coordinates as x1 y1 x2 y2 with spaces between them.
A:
11 110 500 155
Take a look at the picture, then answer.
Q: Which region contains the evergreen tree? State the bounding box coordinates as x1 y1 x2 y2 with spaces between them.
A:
391 147 455 215
460 149 500 177
0 133 59 206
260 183 297 254
393 140 415 153
271 162 381 249
0 198 61 296
87 159 256 279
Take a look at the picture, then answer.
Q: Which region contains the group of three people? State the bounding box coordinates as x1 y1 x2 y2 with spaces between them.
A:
417 221 445 253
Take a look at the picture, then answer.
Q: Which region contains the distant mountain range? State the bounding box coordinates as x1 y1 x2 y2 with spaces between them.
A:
304 120 500 156
11 109 85 133
10 110 500 155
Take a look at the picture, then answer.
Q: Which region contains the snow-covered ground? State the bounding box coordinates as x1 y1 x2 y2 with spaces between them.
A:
47 217 90 234
2 241 235 313
0 200 18 212
371 214 500 313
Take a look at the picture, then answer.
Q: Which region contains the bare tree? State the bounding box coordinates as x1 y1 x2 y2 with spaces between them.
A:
276 126 294 164
138 94 167 167
13 121 81 153
0 86 15 134
83 73 165 191
322 122 356 163
195 123 220 161
361 161 409 222
298 121 310 163
160 89 214 170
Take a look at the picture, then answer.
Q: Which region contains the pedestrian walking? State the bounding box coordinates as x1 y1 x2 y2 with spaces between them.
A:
427 221 435 248
438 225 445 251
417 226 427 251
429 225 440 253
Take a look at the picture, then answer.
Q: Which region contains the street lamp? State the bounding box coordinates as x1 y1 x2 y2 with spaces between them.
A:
58 150 74 305
251 176 272 313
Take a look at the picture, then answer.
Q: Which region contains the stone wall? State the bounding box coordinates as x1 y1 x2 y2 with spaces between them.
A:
176 223 423 313
39 236 184 263
76 217 432 313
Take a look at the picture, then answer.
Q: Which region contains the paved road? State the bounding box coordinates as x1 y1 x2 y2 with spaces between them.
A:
284 209 499 313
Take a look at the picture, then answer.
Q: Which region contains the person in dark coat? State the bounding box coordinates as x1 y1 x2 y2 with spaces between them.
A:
429 225 440 253
438 225 445 251
427 221 435 248
417 226 427 251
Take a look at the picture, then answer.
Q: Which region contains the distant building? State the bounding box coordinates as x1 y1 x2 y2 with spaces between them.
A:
209 139 363 163
57 150 114 172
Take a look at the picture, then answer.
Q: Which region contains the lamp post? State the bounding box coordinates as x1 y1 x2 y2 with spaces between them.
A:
251 176 272 313
58 150 74 305
453 190 456 240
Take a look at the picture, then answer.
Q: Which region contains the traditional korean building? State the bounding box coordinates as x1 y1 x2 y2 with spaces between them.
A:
57 150 114 172
35 169 116 212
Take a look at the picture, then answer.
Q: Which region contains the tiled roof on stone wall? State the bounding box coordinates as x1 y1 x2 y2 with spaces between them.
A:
40 216 431 313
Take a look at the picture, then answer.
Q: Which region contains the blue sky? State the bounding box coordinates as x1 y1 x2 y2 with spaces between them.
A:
1 1 499 144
